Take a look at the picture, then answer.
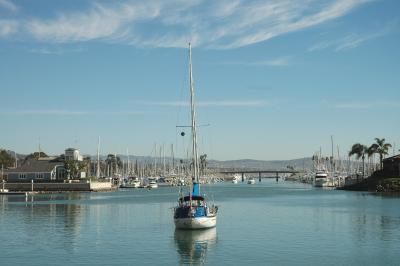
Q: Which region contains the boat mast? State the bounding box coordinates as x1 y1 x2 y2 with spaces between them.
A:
154 143 157 176
331 135 334 173
189 43 199 184
38 137 41 159
96 136 100 179
163 144 166 176
171 144 175 175
126 148 130 177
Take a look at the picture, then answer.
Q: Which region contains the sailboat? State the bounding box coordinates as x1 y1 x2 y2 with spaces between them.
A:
173 43 218 230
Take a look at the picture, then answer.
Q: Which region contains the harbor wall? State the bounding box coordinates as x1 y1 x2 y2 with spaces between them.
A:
4 182 114 192
89 182 114 191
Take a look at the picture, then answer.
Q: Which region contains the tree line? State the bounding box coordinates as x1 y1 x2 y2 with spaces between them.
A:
0 149 15 168
348 138 393 177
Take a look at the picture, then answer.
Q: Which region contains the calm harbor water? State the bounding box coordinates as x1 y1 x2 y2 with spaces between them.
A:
1 180 399 265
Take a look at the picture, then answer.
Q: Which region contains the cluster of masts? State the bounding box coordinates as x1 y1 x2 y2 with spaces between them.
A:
92 139 209 182
311 149 380 177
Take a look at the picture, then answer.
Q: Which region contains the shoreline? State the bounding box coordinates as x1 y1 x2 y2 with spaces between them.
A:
2 182 116 192
338 174 400 192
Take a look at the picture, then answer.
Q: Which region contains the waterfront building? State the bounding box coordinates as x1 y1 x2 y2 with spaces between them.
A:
383 154 400 176
65 148 83 161
6 157 66 182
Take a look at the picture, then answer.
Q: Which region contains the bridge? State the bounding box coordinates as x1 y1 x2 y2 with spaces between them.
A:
217 169 305 182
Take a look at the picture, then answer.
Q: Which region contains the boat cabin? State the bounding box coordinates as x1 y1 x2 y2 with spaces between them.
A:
178 195 206 207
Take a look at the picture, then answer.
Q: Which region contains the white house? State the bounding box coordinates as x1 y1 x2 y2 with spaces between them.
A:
65 148 83 161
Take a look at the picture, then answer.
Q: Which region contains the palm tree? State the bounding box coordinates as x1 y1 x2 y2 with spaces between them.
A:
369 138 392 170
105 154 122 176
199 154 207 176
349 143 368 177
24 151 48 162
64 160 86 179
367 144 378 174
0 150 15 168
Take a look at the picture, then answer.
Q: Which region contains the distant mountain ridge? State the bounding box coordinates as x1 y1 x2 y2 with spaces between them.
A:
96 155 313 171
3 148 312 171
207 158 312 170
5 148 366 173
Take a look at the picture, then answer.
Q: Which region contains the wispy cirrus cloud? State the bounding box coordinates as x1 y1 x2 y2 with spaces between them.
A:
0 0 17 12
333 101 400 109
221 56 291 67
2 0 374 49
29 46 86 55
0 110 89 116
205 0 374 49
309 21 395 52
102 111 144 115
0 110 144 116
335 31 386 51
198 100 269 107
0 19 18 37
27 3 138 43
137 100 269 107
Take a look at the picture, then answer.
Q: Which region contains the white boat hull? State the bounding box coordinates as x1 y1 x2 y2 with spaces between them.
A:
174 216 217 229
148 179 158 188
120 182 140 188
314 178 328 187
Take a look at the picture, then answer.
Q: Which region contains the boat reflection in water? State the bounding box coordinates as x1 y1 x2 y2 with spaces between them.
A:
174 228 217 265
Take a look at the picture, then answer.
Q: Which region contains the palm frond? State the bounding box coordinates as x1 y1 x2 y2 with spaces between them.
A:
367 144 378 157
348 143 367 159
375 138 385 146
383 143 392 149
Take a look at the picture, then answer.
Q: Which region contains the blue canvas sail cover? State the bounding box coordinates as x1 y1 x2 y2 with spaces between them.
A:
192 182 200 196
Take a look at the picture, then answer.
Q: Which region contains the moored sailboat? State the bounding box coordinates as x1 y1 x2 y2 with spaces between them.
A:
173 43 218 230
148 177 158 188
247 177 256 184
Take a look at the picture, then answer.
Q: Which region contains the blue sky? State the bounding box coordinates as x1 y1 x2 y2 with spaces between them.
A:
0 0 399 160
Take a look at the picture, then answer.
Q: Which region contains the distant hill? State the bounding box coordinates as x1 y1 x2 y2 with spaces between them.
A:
3 149 313 171
94 154 313 171
207 158 312 170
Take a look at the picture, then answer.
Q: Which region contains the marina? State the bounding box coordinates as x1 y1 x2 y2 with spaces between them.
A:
1 180 399 265
0 1 399 265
